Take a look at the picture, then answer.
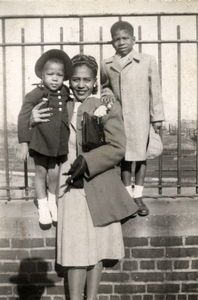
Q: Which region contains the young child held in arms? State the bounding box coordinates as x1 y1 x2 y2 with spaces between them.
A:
16 49 73 225
101 21 165 216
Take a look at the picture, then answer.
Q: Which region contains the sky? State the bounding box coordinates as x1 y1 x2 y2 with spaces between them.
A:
0 0 198 127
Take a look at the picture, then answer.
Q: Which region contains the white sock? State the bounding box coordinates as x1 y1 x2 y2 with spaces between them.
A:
37 197 52 225
133 185 144 198
125 185 133 197
37 197 48 204
48 191 57 222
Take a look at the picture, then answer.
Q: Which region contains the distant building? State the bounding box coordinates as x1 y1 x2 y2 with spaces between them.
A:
168 120 197 137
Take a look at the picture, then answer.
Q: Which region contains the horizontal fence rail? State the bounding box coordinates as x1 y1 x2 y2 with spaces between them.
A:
0 13 198 200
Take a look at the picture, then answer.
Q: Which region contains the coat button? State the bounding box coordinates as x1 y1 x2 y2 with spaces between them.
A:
59 108 62 111
59 102 62 105
57 90 61 93
58 95 61 99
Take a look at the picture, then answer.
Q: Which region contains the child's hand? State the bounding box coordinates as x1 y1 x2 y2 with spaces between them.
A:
152 121 162 134
101 88 116 104
15 143 29 162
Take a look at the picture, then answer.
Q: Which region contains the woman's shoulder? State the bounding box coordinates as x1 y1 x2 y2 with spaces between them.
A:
87 96 101 104
83 96 101 109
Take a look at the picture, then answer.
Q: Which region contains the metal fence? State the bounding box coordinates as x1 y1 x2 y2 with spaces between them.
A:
0 13 198 200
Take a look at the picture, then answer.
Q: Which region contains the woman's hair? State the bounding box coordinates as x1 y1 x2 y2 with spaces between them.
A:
110 21 134 38
71 54 98 94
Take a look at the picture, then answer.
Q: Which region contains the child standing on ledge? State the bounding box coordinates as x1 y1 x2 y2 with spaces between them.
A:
101 21 165 216
16 49 73 226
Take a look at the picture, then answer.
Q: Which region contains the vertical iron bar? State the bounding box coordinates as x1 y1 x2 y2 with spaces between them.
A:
196 15 198 194
2 19 11 199
177 26 181 194
40 18 44 54
99 26 103 94
99 26 103 63
60 27 63 50
79 17 84 54
138 26 142 53
21 28 29 197
157 16 163 195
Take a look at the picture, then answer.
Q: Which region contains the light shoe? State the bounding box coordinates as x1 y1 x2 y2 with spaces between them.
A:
37 199 52 225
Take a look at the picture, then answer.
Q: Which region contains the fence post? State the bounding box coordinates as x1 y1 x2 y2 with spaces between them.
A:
79 17 84 54
40 17 44 54
138 26 142 53
177 25 181 194
157 15 163 195
196 15 198 194
2 18 11 200
21 28 29 198
60 27 63 50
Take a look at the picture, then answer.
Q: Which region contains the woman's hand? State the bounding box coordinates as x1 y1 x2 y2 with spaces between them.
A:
15 142 29 162
63 156 87 187
30 101 53 127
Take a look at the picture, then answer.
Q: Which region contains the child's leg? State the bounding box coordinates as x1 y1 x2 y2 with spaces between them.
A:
34 156 48 199
86 261 103 300
134 160 147 186
121 160 133 197
34 156 52 225
47 158 60 194
134 161 149 216
67 267 87 300
47 158 60 222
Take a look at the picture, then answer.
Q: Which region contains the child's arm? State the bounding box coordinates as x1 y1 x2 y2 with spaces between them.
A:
18 91 39 144
149 56 165 123
17 89 42 162
100 60 116 103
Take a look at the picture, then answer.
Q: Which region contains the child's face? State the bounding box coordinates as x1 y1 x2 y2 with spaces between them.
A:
42 61 64 92
112 29 135 57
70 65 96 102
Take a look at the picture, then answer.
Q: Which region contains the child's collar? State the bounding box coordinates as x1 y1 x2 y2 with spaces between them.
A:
104 49 141 64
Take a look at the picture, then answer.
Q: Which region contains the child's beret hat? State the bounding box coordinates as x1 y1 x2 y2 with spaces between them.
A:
35 49 73 81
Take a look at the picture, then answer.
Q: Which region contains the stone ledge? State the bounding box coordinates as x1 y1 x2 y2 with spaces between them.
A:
0 196 198 238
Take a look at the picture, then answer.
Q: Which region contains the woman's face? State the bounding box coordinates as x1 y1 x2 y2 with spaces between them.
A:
70 65 96 102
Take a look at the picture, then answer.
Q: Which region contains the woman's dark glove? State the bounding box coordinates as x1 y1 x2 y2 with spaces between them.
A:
63 155 87 188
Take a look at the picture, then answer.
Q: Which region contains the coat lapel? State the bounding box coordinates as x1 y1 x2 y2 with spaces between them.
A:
111 55 123 73
107 49 141 73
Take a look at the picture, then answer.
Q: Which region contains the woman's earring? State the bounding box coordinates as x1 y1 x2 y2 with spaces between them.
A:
92 81 98 95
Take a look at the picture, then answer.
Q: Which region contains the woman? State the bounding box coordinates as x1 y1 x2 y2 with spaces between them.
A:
30 54 137 300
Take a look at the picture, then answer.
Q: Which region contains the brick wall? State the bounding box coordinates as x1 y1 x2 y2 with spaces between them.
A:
0 235 198 300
